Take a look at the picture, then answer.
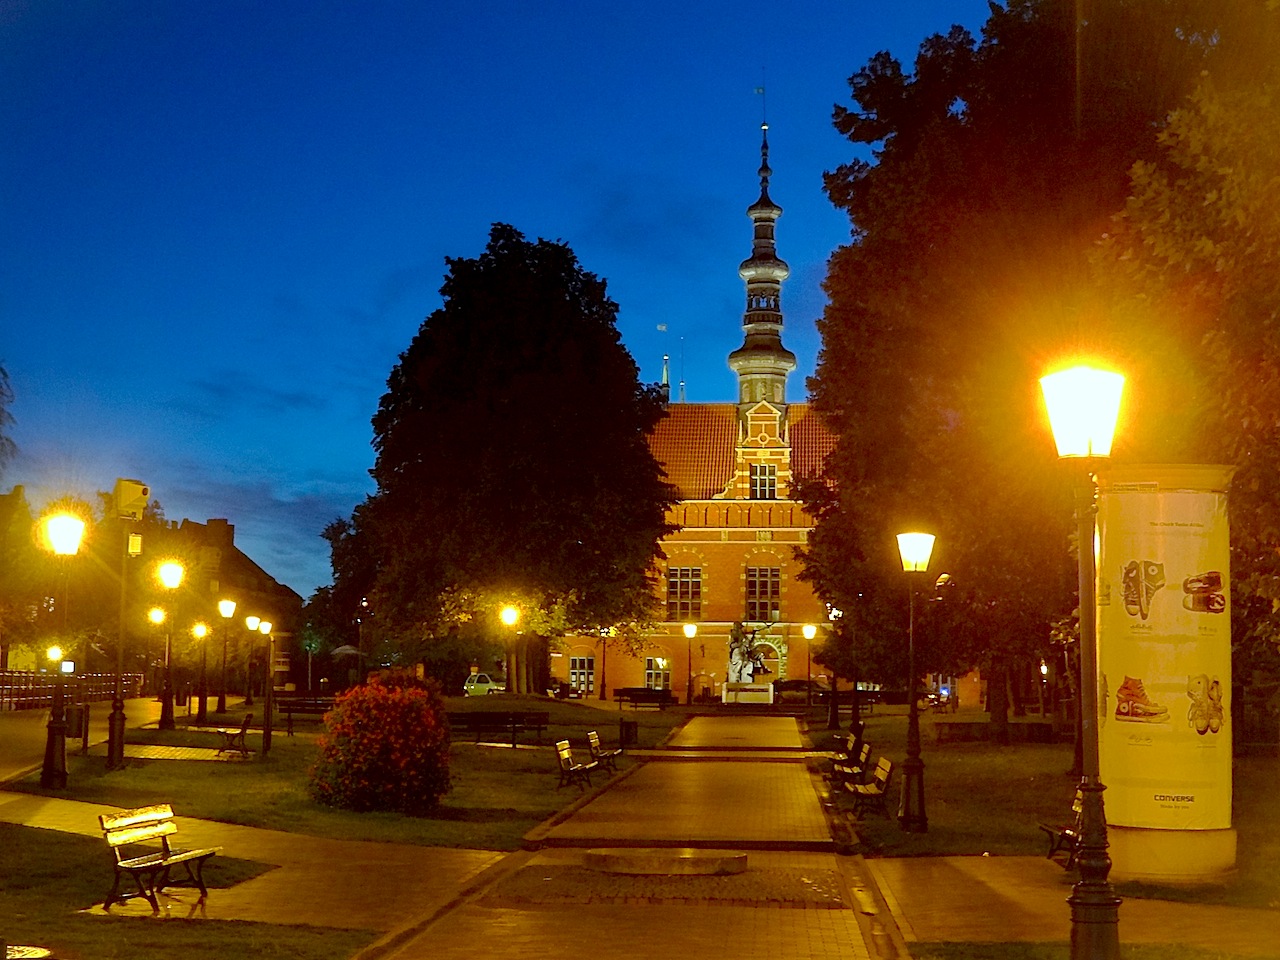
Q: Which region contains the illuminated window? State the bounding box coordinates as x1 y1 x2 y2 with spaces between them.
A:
746 567 781 622
645 657 671 690
749 463 778 500
569 656 595 694
666 567 702 620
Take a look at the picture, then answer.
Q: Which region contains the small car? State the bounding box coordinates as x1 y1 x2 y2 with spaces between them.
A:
772 678 831 703
463 673 504 696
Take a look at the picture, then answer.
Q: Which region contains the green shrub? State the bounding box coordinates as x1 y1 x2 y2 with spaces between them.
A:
308 670 452 814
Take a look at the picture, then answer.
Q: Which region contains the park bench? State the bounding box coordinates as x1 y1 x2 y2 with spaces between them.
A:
99 804 221 913
613 687 676 710
555 739 598 791
214 713 252 758
276 697 336 735
446 710 550 747
832 741 872 786
587 729 622 772
1039 789 1084 867
843 757 894 818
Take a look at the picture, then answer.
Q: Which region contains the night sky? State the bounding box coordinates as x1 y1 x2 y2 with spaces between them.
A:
2 1 994 598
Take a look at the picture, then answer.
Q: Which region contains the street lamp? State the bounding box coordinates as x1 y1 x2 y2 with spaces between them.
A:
1041 364 1125 960
802 624 817 706
244 615 260 706
500 604 520 694
217 599 236 713
259 619 274 756
156 561 183 730
193 622 209 723
896 530 936 834
826 606 843 730
684 622 698 705
40 644 68 788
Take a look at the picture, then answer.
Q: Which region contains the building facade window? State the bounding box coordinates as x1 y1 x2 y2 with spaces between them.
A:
666 566 702 621
749 463 778 500
746 566 781 622
569 656 595 694
645 657 671 690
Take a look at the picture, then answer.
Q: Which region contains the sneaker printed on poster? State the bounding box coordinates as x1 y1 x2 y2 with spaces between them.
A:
1183 571 1226 614
1121 559 1165 620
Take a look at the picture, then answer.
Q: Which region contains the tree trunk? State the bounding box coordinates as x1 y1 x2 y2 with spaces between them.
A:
987 659 1010 745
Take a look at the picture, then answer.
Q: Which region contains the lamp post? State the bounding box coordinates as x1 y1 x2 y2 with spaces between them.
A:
244 616 260 706
802 624 817 706
148 607 165 697
1041 364 1125 960
259 620 274 755
826 606 843 730
156 562 184 730
500 604 520 694
684 622 698 705
39 645 68 788
896 531 936 834
217 599 236 714
193 622 209 723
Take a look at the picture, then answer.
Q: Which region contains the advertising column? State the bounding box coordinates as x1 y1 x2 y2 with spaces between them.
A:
1096 465 1235 883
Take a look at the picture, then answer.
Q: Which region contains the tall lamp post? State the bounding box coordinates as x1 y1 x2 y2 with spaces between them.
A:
40 645 69 788
244 615 260 706
217 599 236 714
684 622 698 705
802 624 817 706
193 622 209 723
500 604 520 694
1041 364 1125 960
896 530 936 834
259 620 274 755
826 606 843 730
157 561 184 730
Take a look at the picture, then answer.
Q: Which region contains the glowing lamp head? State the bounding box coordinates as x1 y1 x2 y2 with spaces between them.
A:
245 616 260 631
802 624 817 641
1039 365 1125 459
500 605 520 627
218 599 237 619
157 561 184 590
47 645 63 663
148 607 165 625
192 622 208 639
897 532 936 573
42 513 85 556
258 621 272 635
683 622 698 639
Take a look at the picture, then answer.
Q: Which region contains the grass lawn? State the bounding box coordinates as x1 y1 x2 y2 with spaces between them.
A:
822 707 1280 911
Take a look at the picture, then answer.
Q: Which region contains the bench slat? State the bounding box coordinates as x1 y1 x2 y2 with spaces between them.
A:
100 803 174 832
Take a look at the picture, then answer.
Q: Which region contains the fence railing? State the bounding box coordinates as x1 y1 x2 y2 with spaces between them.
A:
0 671 144 712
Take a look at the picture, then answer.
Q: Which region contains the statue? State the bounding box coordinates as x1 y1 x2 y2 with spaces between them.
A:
727 621 771 683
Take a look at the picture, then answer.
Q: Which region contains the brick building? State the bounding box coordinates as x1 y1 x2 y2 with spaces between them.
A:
552 127 835 703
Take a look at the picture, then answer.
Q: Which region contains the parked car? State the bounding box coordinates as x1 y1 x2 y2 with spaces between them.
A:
462 672 504 696
772 679 831 703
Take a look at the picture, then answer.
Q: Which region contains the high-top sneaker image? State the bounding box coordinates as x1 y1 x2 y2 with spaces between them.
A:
1116 675 1169 722
1121 560 1165 620
1208 678 1225 734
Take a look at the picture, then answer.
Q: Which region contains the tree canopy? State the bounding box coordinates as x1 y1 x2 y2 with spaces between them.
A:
800 0 1261 703
0 365 16 477
324 224 675 688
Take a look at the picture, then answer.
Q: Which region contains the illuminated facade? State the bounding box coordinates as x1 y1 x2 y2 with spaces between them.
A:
552 127 835 702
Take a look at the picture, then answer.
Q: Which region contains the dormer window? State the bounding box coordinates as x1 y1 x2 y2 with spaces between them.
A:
750 463 777 500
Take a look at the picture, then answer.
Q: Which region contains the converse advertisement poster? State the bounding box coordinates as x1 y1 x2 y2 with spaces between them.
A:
1096 465 1233 832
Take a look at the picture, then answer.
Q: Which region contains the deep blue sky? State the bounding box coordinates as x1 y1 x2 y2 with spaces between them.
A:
2 1 994 598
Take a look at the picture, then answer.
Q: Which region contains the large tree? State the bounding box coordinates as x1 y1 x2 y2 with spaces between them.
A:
0 365 16 477
1096 9 1280 677
800 0 1247 724
330 224 675 691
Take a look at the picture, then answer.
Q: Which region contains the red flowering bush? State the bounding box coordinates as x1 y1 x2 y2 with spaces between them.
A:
308 671 452 815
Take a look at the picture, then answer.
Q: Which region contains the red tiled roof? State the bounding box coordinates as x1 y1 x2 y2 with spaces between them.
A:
649 404 738 499
648 402 837 500
788 403 837 480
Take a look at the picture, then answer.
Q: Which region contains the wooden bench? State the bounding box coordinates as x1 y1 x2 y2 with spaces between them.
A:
276 697 335 735
446 710 550 747
613 687 676 710
555 739 598 791
832 742 872 786
587 729 622 772
843 757 894 818
100 804 222 912
1039 789 1084 867
214 713 252 758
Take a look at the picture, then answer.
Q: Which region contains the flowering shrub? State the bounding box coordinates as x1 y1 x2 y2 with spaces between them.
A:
308 671 452 815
